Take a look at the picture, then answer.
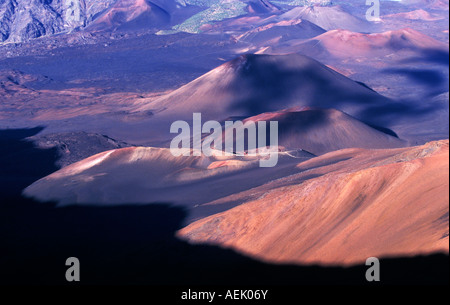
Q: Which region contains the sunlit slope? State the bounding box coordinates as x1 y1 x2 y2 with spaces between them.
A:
180 140 449 265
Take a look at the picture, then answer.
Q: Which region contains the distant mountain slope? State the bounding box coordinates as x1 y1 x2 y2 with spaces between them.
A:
275 5 371 32
162 0 253 34
0 0 116 43
402 0 450 11
0 0 209 42
236 18 325 45
0 0 286 41
383 9 444 21
267 28 449 59
88 0 171 31
179 140 449 265
247 0 279 14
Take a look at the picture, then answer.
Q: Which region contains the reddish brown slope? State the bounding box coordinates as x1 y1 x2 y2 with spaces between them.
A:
179 140 449 265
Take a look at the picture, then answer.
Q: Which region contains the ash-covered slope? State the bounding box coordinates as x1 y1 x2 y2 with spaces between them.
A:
179 140 449 265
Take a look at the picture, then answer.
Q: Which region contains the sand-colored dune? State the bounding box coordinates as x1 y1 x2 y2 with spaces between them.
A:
179 140 449 265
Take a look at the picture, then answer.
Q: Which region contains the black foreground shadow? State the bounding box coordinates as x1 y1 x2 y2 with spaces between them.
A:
0 128 448 285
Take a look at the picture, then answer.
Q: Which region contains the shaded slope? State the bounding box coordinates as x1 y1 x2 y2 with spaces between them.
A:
241 108 407 154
